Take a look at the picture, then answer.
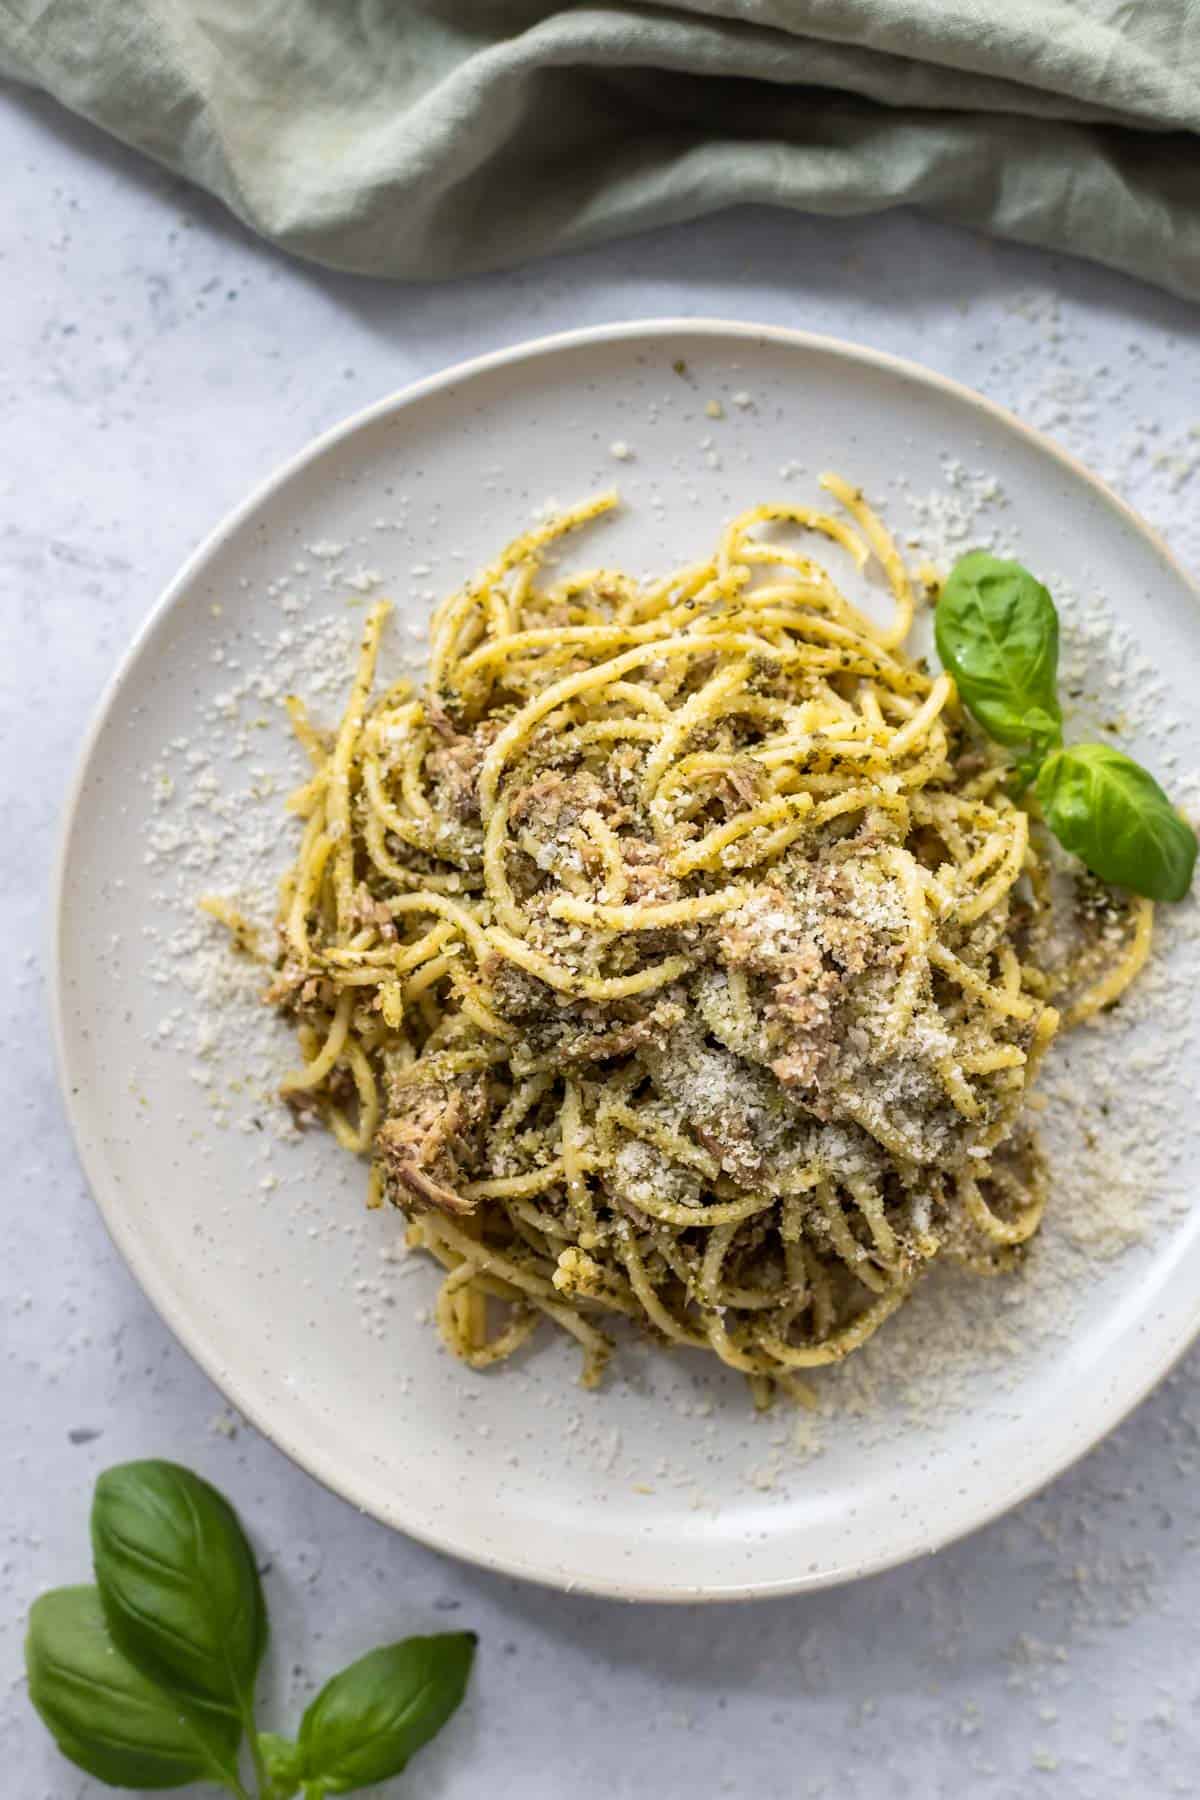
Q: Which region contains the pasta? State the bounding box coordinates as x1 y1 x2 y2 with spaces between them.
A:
249 481 1150 1402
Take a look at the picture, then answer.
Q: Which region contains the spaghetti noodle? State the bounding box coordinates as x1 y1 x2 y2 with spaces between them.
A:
251 481 1150 1401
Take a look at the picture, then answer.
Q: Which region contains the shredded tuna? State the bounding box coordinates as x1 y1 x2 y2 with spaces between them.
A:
376 1074 488 1213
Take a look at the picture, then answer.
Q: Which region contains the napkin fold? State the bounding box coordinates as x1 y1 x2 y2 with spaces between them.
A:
3 1 1199 293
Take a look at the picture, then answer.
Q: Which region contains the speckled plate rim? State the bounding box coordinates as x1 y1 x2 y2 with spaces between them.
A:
50 318 1200 1602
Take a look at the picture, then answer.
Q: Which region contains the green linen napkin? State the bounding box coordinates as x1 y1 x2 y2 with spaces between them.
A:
3 1 1199 293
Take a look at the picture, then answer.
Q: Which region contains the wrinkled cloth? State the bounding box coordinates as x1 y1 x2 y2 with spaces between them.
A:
3 1 1200 293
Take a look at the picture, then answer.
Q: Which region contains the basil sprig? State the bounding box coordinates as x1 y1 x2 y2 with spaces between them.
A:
26 1461 476 1799
936 551 1196 903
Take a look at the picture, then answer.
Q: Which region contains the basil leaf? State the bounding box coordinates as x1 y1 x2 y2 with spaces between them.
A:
297 1633 476 1795
1036 743 1198 902
91 1461 266 1733
26 1586 241 1790
936 551 1063 751
259 1731 304 1798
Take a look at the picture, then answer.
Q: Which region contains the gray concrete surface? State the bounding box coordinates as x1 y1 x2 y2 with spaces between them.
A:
4 81 1200 1800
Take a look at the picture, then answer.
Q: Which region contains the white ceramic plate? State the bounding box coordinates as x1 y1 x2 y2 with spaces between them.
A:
54 321 1200 1601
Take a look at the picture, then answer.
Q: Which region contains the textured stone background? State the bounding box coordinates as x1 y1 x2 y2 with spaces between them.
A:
4 82 1200 1800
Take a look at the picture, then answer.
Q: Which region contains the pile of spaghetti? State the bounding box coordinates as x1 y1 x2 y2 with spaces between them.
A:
247 481 1150 1403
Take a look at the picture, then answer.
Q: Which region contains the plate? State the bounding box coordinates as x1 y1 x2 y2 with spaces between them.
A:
53 321 1200 1600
